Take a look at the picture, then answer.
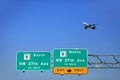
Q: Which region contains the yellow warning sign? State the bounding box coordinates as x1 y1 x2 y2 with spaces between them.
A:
53 67 88 74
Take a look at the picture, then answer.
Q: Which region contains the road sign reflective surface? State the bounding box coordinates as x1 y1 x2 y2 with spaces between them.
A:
53 67 88 74
17 52 51 71
53 48 88 74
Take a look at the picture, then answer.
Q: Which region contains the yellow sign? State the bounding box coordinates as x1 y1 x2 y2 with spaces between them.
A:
53 67 88 74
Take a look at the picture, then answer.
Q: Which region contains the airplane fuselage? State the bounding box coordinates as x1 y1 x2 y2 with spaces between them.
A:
83 22 96 29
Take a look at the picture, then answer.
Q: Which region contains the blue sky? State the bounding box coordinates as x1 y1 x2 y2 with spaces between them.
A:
0 0 120 80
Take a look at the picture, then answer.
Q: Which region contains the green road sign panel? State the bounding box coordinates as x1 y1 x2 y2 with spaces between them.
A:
53 48 88 74
54 48 88 67
17 52 51 71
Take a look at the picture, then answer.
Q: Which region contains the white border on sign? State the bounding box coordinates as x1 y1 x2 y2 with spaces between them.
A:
16 51 51 71
53 48 88 67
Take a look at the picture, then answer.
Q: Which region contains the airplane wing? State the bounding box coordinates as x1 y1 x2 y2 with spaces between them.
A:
83 22 89 25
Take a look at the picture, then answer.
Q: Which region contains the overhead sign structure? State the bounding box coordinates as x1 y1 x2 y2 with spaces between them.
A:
17 52 51 71
53 48 88 74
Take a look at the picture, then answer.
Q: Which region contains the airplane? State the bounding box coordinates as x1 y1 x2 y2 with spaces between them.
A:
83 22 97 29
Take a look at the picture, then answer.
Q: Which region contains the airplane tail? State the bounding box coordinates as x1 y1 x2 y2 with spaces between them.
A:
91 26 96 29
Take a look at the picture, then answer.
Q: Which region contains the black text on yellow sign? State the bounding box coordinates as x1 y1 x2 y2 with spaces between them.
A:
53 67 88 74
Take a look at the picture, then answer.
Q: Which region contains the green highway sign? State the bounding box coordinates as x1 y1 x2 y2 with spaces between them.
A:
54 48 88 67
53 48 88 74
17 52 51 71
